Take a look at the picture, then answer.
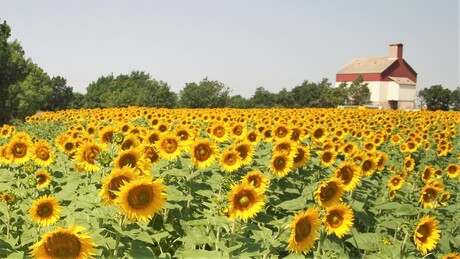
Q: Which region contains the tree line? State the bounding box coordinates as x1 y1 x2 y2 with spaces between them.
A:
1 19 458 125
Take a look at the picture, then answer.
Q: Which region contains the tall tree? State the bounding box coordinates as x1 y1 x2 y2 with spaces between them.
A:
43 76 75 111
290 79 331 107
0 20 31 124
179 78 230 108
418 84 451 111
346 76 370 105
83 71 177 108
7 64 53 119
451 87 460 111
249 87 276 108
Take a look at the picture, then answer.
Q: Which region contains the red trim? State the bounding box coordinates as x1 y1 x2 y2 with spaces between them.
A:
336 59 417 83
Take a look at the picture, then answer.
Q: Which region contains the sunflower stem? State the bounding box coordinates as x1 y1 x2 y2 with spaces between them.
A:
399 229 409 259
113 214 125 259
5 204 11 240
351 229 362 258
228 221 236 259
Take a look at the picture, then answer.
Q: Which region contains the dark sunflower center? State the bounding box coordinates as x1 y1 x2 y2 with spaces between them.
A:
416 224 430 242
248 176 261 188
248 133 256 142
295 217 311 242
37 175 46 185
38 148 50 160
276 128 286 137
236 146 248 159
322 152 332 162
120 154 136 167
213 127 225 138
233 126 242 135
128 185 153 209
225 154 237 165
274 157 286 170
314 129 324 138
45 233 81 258
14 144 27 157
321 184 336 201
108 176 131 199
84 147 99 164
38 203 53 217
164 140 178 153
238 194 251 208
195 144 211 161
362 161 372 171
329 211 343 227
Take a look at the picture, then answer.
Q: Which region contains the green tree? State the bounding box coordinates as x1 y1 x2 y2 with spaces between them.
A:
70 92 85 109
324 83 348 107
7 64 53 119
275 88 295 108
179 78 230 108
83 71 177 108
346 76 370 105
418 84 451 111
0 20 31 124
42 76 75 111
290 79 331 107
249 87 276 108
228 95 250 108
450 87 460 111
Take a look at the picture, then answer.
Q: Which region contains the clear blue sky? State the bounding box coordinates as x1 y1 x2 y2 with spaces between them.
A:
1 0 458 97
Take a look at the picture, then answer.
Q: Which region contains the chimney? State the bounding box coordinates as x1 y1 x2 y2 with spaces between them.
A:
389 43 403 59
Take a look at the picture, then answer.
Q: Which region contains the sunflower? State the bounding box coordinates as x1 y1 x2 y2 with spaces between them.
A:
74 141 102 173
35 170 52 189
445 164 460 179
318 150 337 167
99 166 139 205
1 192 15 204
208 122 229 143
115 177 167 222
155 133 183 160
288 207 320 254
190 138 219 169
6 134 33 164
241 170 269 191
442 252 460 259
99 125 117 144
413 216 441 255
314 177 345 207
230 122 247 140
341 142 358 157
29 195 61 227
0 145 12 164
30 140 55 167
293 145 310 168
273 124 291 141
311 126 327 143
273 139 297 156
403 155 416 172
324 203 354 238
114 148 150 175
420 184 442 208
269 152 294 178
232 140 253 166
360 156 378 176
227 181 265 222
143 129 162 145
388 175 405 190
439 191 451 206
119 134 141 151
421 166 436 184
142 144 161 167
245 129 260 145
334 162 361 192
30 225 96 259
220 148 242 173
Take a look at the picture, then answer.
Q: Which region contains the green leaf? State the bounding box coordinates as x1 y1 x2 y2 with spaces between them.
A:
275 195 307 211
175 249 224 258
346 229 381 251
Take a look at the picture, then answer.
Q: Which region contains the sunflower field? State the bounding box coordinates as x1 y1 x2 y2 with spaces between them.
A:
0 107 459 258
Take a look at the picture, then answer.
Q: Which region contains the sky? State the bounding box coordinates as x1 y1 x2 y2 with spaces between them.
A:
1 0 459 98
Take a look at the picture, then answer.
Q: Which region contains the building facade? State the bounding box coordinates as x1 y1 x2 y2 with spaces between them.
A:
336 44 417 110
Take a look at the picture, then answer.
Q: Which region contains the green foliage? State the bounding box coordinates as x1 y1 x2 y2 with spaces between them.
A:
346 76 371 105
84 71 177 108
418 85 454 111
179 78 230 108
